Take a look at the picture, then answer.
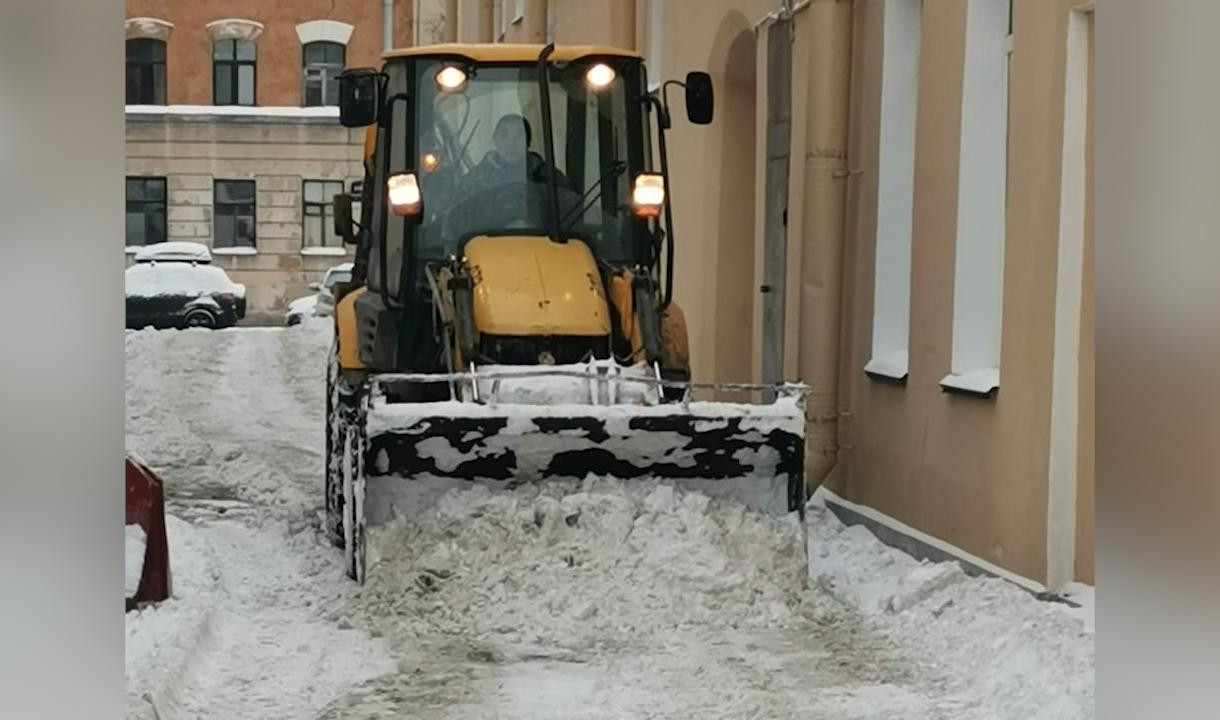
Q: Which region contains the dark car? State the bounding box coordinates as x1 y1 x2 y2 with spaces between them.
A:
125 243 247 329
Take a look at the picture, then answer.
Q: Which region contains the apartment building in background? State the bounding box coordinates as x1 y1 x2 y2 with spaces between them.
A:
124 1 415 317
125 0 1094 592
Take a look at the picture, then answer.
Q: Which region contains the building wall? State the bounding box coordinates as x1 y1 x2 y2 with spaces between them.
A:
124 0 416 316
836 0 1092 584
125 113 365 314
1075 7 1095 585
126 0 413 106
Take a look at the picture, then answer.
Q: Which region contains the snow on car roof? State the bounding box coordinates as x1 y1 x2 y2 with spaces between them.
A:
125 262 245 298
133 242 213 264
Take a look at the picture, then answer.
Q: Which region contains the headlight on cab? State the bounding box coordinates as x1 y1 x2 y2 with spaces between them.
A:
387 172 422 216
631 173 665 217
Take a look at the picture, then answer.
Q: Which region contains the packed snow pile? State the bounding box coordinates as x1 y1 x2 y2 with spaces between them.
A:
805 491 1095 720
346 477 815 650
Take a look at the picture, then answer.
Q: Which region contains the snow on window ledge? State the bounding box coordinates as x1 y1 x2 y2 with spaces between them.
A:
212 247 258 256
301 247 348 256
126 105 340 118
939 367 1000 397
864 351 908 383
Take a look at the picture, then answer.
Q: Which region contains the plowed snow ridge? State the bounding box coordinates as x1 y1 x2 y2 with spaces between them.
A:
125 322 1093 720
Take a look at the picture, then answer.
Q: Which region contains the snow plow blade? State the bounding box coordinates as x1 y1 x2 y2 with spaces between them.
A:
332 368 808 582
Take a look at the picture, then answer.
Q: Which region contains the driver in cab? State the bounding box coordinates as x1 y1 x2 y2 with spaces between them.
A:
461 114 571 194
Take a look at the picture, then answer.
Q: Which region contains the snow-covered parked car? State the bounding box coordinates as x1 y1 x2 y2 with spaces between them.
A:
285 262 352 326
126 242 246 330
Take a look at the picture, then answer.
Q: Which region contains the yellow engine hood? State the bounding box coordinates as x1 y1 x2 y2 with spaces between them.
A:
464 235 611 337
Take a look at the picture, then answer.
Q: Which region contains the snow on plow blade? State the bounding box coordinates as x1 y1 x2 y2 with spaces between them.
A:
336 367 809 582
365 370 806 513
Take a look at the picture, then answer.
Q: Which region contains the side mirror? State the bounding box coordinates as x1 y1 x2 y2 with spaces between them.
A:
333 193 357 245
308 282 322 292
684 71 714 125
338 69 381 128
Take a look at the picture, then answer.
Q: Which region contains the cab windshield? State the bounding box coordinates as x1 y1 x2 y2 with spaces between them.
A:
407 59 650 264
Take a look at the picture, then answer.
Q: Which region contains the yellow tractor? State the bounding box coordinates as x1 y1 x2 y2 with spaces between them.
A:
326 43 807 581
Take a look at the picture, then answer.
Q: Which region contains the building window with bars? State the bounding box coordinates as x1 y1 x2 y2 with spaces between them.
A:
302 180 345 250
125 177 167 247
126 38 166 105
214 180 256 249
213 39 256 106
303 41 345 107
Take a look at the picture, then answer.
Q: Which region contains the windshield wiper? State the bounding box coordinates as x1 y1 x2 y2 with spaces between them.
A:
558 160 627 235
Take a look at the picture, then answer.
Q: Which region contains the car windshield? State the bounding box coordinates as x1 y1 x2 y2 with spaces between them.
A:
405 59 648 264
324 270 352 288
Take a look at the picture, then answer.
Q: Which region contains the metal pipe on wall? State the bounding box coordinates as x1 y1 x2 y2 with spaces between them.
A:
445 0 458 41
383 0 394 50
478 0 494 42
794 0 853 491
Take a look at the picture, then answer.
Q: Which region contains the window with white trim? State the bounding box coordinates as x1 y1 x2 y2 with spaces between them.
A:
647 0 664 91
213 39 256 106
865 0 921 382
302 180 345 250
303 41 345 106
941 0 1011 396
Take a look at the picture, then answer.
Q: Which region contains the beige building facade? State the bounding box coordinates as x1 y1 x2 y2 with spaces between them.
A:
431 0 1094 589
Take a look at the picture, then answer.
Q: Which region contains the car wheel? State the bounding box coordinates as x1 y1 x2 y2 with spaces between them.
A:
184 309 217 329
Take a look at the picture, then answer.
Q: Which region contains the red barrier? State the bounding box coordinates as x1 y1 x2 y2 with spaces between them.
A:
126 454 171 610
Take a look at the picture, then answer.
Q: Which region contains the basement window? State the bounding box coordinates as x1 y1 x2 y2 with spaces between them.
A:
865 0 922 384
940 0 1011 398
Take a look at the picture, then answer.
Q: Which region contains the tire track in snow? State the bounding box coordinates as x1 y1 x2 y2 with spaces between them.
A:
164 521 393 720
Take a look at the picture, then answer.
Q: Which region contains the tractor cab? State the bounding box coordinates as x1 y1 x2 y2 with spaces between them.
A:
332 44 712 372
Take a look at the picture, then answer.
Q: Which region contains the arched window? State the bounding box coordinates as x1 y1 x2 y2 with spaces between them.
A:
213 39 256 106
303 41 345 106
126 38 166 105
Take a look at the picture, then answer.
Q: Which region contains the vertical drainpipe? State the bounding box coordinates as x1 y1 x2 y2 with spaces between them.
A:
445 0 459 41
797 0 853 491
478 0 494 42
384 0 394 50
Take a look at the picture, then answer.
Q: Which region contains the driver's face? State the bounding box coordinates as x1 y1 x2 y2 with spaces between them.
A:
493 122 527 161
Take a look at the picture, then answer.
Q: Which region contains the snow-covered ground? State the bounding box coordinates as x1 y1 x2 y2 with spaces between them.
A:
125 322 1094 719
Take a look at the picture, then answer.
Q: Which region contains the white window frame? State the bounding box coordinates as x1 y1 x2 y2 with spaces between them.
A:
864 0 922 382
940 0 1011 396
647 0 664 92
294 19 354 46
301 179 347 254
512 0 525 25
1045 2 1092 593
